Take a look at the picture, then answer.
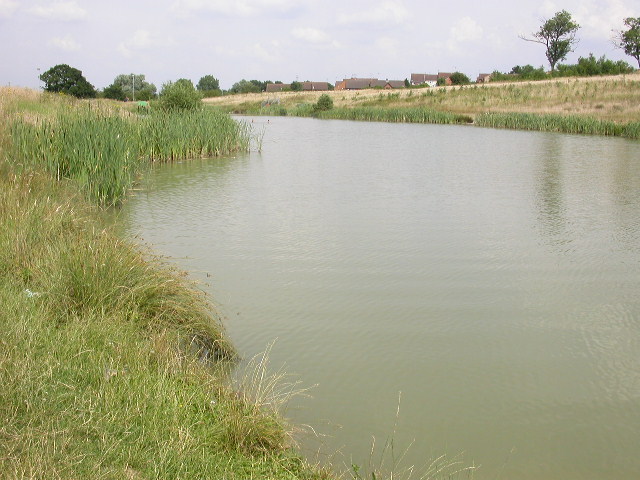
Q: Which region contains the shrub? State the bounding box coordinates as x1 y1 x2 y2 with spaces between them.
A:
159 80 203 111
314 94 333 112
450 72 471 85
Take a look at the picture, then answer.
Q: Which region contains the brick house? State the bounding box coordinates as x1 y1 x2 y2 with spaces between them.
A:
301 82 330 91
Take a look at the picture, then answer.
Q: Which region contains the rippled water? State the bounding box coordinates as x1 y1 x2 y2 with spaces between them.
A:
117 117 640 479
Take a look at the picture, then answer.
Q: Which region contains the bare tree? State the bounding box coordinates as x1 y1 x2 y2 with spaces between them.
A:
520 10 580 72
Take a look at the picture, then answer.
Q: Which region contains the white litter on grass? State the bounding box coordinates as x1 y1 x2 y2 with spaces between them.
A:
24 289 42 298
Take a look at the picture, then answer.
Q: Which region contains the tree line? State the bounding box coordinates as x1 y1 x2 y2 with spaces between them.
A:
38 14 639 99
38 66 222 101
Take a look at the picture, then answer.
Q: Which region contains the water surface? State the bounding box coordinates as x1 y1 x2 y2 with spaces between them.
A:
117 117 640 479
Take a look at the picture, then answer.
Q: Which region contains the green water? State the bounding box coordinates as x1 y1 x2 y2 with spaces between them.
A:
117 117 640 479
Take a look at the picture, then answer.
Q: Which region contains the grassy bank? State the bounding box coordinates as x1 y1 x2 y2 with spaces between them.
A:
0 88 327 479
206 72 640 139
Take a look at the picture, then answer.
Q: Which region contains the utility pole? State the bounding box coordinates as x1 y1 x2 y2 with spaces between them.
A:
132 74 135 101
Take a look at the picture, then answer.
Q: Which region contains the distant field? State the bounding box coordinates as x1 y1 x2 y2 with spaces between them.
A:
205 72 640 124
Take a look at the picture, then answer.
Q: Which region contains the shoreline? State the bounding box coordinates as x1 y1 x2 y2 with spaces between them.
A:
205 72 640 138
0 88 331 479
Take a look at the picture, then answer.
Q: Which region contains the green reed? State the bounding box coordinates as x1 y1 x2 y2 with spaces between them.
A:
137 108 251 162
474 112 639 138
9 105 251 205
312 106 473 125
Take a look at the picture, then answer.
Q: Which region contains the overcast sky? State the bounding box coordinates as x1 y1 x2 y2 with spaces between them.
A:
1 0 637 90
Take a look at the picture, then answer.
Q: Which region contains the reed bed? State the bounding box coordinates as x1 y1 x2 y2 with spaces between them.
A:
313 106 473 125
475 112 640 139
9 103 251 205
137 108 252 162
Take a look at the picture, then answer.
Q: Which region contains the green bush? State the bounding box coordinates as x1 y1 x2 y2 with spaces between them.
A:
314 94 334 111
450 72 471 85
159 80 203 111
554 54 635 77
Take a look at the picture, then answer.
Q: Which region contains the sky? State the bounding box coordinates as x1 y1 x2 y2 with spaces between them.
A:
0 0 637 91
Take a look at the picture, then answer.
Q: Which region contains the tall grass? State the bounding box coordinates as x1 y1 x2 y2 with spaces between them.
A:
295 106 472 125
0 160 327 480
137 108 252 162
8 102 251 205
475 112 640 138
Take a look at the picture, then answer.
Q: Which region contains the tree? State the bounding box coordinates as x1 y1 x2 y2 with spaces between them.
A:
614 17 640 68
510 65 547 79
521 10 580 71
39 64 96 98
450 72 471 85
102 83 126 101
290 81 302 91
230 79 262 94
196 75 220 91
111 74 157 100
159 79 203 111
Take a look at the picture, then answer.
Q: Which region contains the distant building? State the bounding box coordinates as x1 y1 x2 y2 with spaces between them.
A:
301 82 330 91
384 80 406 89
265 82 330 92
411 73 452 86
437 73 453 85
411 73 438 87
335 78 405 90
266 83 289 92
476 73 492 83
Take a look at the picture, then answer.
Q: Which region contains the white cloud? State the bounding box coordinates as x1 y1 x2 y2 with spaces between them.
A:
118 30 175 58
292 27 328 43
450 16 483 43
251 42 279 62
0 0 18 18
48 34 80 51
338 1 409 27
27 1 87 21
446 16 484 53
172 0 297 16
375 36 399 52
532 0 635 42
291 27 341 48
573 0 635 39
539 0 559 18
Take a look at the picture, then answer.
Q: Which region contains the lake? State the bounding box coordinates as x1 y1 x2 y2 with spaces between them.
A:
116 116 640 479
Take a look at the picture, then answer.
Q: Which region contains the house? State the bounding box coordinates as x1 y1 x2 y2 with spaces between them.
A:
301 82 330 91
384 80 406 89
476 73 492 83
334 78 405 90
266 83 289 92
437 73 453 85
410 73 438 87
266 81 330 92
335 78 376 90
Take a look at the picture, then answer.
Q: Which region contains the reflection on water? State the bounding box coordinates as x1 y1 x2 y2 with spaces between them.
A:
117 117 640 480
